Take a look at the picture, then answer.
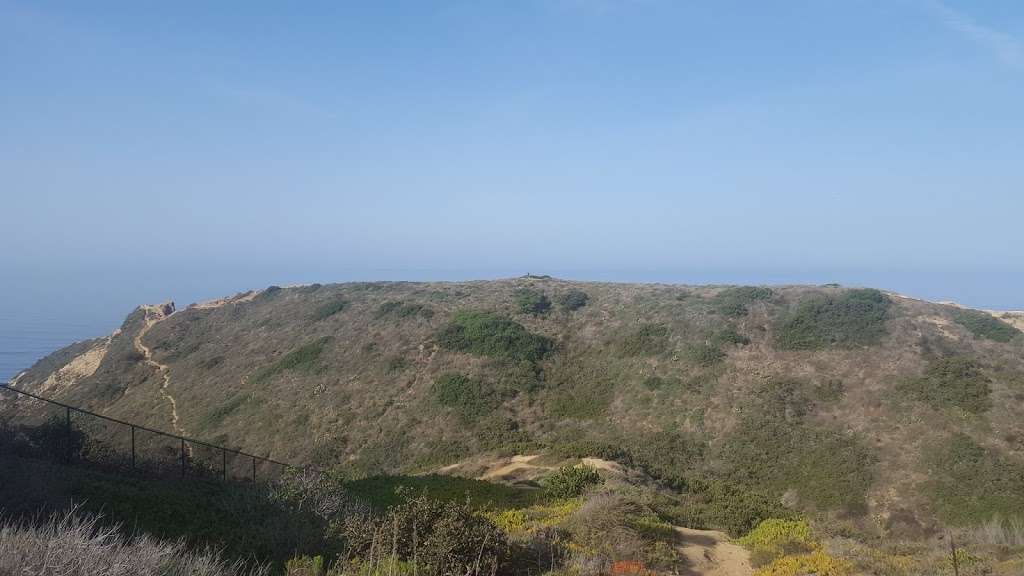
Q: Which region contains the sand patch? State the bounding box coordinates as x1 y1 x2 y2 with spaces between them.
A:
36 341 109 396
674 526 753 576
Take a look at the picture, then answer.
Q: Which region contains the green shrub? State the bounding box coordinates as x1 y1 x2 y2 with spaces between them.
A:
375 301 434 320
250 337 332 384
475 416 536 453
713 286 774 317
898 356 991 414
513 287 552 316
338 493 514 576
343 474 535 511
620 323 670 356
544 355 615 419
437 311 553 362
199 394 251 429
711 327 751 346
430 373 501 423
684 343 726 367
927 433 1024 524
543 465 603 499
951 309 1021 342
620 430 706 482
739 518 816 565
557 289 590 311
720 380 875 513
658 479 793 537
311 298 348 322
774 289 891 350
286 555 326 576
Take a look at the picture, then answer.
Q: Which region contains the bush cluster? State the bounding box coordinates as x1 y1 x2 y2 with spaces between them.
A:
720 379 876 513
542 465 603 499
311 299 348 322
251 337 332 384
711 327 751 347
713 286 774 317
430 373 501 423
740 518 852 575
926 433 1024 524
739 518 815 565
619 323 670 357
773 289 891 350
898 356 991 414
338 493 513 576
437 311 553 363
375 301 434 321
951 308 1021 342
557 289 590 312
513 288 552 316
683 343 726 367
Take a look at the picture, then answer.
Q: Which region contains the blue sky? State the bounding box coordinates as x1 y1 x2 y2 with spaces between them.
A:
2 1 1023 311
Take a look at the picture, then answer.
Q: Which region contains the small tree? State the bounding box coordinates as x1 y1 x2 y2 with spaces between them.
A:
514 288 552 316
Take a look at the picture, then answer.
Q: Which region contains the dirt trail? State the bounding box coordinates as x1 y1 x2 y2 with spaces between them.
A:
133 303 187 440
674 526 753 576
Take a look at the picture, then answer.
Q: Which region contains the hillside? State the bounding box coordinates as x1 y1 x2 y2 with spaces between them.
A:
6 277 1024 539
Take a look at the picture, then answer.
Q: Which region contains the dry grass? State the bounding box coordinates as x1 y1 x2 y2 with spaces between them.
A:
9 278 1024 529
0 508 267 576
967 517 1024 547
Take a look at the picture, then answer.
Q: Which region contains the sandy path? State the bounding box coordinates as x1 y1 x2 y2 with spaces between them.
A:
674 527 753 576
133 304 188 443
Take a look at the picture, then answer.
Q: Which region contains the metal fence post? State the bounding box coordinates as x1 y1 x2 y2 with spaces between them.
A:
180 438 186 477
252 456 257 484
222 448 227 481
130 426 136 470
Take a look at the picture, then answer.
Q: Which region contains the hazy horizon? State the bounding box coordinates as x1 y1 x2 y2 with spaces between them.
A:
3 1 1023 378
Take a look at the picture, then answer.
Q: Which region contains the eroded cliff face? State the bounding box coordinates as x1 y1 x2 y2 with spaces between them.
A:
4 279 1024 533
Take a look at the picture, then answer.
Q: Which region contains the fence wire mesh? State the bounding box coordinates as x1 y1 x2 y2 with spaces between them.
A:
0 385 298 483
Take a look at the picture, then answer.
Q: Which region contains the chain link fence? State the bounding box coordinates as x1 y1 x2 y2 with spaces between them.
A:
0 384 298 483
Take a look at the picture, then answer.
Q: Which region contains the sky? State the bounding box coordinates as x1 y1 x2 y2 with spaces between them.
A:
2 0 1024 333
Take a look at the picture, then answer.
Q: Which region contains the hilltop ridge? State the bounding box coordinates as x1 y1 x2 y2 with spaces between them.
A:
6 277 1024 539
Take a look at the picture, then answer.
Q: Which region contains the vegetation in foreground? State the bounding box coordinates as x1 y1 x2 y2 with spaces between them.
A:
7 278 1024 574
3 426 1024 576
0 511 267 576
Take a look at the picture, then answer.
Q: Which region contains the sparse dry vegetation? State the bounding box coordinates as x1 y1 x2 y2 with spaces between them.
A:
8 278 1024 575
0 510 268 576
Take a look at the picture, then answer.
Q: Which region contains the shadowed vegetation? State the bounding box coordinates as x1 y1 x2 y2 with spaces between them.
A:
952 308 1022 342
773 289 892 350
720 379 876 513
437 311 552 362
713 286 774 317
311 299 348 322
250 337 332 385
557 288 590 311
619 323 670 356
375 301 434 321
898 356 992 414
430 373 501 423
927 433 1024 525
513 288 552 316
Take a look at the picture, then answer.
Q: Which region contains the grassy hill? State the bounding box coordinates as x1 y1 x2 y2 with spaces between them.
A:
6 277 1024 539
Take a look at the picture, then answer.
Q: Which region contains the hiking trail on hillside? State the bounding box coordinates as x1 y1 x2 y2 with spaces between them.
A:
133 303 188 443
